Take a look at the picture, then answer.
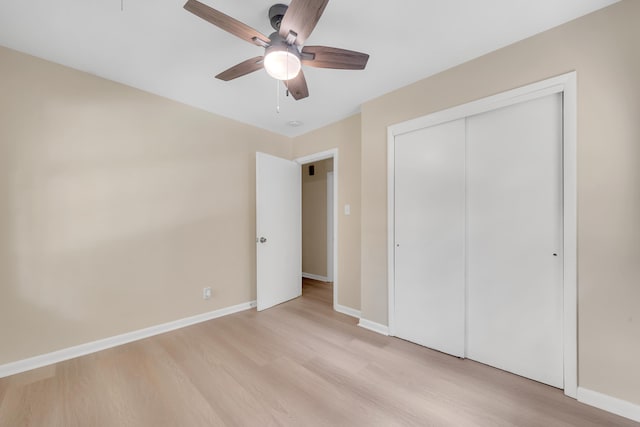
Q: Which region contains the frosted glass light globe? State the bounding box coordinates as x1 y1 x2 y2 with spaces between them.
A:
264 50 301 81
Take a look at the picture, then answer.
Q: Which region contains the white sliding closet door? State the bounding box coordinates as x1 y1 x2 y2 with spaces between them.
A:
466 94 563 388
394 119 466 357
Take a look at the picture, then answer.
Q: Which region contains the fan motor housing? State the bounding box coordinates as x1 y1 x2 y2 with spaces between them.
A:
265 32 301 58
269 4 288 30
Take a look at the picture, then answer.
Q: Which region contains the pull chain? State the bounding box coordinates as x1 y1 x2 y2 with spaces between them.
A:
276 79 280 113
276 47 294 112
286 46 290 97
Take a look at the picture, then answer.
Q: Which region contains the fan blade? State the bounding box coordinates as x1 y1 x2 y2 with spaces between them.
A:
301 46 369 70
285 71 309 100
215 56 265 81
279 0 329 46
184 0 270 46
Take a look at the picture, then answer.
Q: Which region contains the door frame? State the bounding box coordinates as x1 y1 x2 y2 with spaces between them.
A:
386 72 577 398
327 171 334 282
295 149 339 309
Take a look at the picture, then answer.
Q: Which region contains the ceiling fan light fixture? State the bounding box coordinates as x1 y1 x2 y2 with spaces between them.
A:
183 0 370 100
264 45 301 81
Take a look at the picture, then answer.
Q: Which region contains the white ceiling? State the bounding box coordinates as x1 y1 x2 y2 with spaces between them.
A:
0 0 618 137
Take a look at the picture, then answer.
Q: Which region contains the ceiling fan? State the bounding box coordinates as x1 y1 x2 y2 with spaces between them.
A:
183 0 370 100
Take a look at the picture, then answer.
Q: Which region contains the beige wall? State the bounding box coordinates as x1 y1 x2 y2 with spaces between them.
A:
360 0 640 405
301 158 333 278
2 0 638 409
293 115 362 310
0 45 290 365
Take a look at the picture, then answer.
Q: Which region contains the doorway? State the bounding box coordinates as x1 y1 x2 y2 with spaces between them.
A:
296 150 338 309
301 158 333 278
255 149 339 312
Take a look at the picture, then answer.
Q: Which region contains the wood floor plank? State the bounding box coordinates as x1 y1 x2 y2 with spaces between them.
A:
0 279 637 426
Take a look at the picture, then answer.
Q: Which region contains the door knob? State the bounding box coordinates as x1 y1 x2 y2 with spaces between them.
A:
259 237 267 243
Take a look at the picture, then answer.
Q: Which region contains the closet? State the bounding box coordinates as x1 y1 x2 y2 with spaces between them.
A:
393 92 564 388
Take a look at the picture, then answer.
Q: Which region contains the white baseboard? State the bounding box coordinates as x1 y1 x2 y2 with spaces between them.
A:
358 318 390 336
0 300 257 379
334 304 361 319
302 272 331 282
577 387 640 422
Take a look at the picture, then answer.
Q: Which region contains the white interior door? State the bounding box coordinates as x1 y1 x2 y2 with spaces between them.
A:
466 94 563 388
256 152 301 311
394 119 466 357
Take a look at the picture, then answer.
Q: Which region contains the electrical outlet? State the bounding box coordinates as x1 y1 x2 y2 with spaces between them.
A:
203 287 212 300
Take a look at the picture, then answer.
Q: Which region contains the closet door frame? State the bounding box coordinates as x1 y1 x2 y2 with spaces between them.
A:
386 72 577 398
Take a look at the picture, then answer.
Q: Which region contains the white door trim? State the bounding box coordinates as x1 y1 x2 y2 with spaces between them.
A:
327 171 335 282
386 72 577 398
296 149 339 309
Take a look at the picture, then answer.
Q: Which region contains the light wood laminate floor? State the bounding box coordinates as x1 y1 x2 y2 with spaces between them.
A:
0 279 636 426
